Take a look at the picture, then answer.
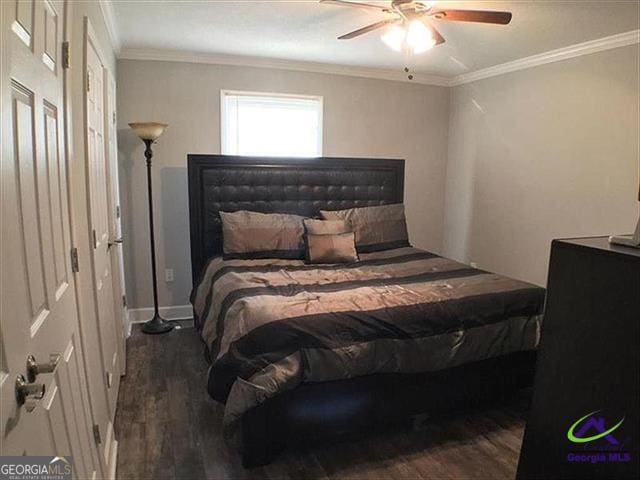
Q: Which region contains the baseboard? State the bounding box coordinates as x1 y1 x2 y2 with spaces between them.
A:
127 304 194 324
122 307 131 339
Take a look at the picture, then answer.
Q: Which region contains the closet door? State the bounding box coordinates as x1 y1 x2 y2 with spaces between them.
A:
105 71 127 375
85 23 120 423
0 1 100 478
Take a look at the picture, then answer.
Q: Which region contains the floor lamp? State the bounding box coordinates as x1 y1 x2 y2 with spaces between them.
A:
129 122 175 334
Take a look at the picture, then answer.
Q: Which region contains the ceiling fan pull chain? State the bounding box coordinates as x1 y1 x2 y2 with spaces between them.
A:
404 67 414 81
404 49 415 81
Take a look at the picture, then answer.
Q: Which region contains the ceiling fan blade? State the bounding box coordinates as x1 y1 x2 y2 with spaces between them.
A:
430 10 512 25
338 18 398 39
320 0 390 12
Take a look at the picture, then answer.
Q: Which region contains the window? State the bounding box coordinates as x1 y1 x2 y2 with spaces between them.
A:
221 90 323 157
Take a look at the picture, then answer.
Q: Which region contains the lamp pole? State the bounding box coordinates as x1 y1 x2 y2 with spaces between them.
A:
129 122 174 334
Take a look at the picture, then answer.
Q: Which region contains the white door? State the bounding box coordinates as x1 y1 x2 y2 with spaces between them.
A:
105 71 127 375
0 1 100 478
85 31 120 416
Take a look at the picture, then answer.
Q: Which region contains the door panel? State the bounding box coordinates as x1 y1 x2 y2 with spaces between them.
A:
0 1 99 478
42 0 57 70
44 101 69 291
13 0 35 47
51 338 92 479
12 82 49 323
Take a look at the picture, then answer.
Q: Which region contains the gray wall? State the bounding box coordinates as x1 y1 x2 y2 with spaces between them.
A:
443 44 640 286
117 60 450 309
118 45 640 310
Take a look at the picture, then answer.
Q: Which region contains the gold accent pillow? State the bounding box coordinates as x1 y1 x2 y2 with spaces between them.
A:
306 232 359 264
320 203 409 253
303 219 351 235
220 210 306 259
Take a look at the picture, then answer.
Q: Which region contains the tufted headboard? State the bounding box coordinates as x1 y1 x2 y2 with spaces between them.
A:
187 154 405 283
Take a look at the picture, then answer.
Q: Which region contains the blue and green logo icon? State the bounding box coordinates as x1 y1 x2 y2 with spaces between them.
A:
567 410 625 445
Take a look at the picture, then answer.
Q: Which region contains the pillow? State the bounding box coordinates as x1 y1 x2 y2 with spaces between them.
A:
220 210 306 259
303 218 351 235
320 203 409 253
306 232 359 264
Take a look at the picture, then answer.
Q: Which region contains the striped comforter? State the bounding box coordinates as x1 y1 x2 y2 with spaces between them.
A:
191 247 545 435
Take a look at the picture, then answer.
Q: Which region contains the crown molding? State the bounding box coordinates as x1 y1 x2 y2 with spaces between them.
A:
449 29 640 86
117 30 639 88
99 0 121 54
117 48 451 87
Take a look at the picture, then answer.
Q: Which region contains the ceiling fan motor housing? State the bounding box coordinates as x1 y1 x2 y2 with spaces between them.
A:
392 0 430 18
392 0 416 6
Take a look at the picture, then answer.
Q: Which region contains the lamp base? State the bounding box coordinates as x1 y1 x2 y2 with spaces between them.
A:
609 215 640 249
141 314 175 335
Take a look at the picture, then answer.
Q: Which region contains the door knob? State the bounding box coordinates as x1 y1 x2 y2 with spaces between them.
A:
15 375 45 412
26 354 61 382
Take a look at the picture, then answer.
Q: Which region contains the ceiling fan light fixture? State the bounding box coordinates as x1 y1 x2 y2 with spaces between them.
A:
381 24 406 52
381 20 436 55
406 20 435 53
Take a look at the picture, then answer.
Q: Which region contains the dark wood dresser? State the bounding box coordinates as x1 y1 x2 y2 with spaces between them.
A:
517 237 640 479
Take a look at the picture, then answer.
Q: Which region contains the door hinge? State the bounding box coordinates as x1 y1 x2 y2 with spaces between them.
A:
113 111 116 125
122 295 127 307
115 205 120 219
70 247 79 273
61 41 70 69
93 424 102 445
92 229 97 249
86 73 90 93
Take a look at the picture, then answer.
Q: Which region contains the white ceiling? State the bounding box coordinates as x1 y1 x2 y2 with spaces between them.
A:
111 1 640 78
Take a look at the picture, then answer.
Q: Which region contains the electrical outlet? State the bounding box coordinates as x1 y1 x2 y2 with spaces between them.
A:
165 268 174 283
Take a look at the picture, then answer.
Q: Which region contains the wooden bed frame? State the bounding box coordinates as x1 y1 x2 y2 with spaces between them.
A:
187 154 537 466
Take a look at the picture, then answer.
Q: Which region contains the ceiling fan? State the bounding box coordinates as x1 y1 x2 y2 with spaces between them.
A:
320 0 512 54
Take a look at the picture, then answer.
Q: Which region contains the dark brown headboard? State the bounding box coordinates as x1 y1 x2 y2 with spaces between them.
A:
187 155 405 283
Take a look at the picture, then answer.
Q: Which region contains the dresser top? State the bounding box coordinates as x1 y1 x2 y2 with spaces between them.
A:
555 236 640 258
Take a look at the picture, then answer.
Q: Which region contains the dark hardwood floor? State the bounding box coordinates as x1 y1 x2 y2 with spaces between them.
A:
115 324 530 479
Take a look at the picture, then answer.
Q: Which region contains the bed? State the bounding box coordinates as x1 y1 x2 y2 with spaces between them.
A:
188 155 545 466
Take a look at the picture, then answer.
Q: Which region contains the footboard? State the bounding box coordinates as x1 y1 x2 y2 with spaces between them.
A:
240 350 537 467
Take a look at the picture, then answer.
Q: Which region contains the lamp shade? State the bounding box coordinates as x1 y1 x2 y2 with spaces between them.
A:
129 122 168 141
